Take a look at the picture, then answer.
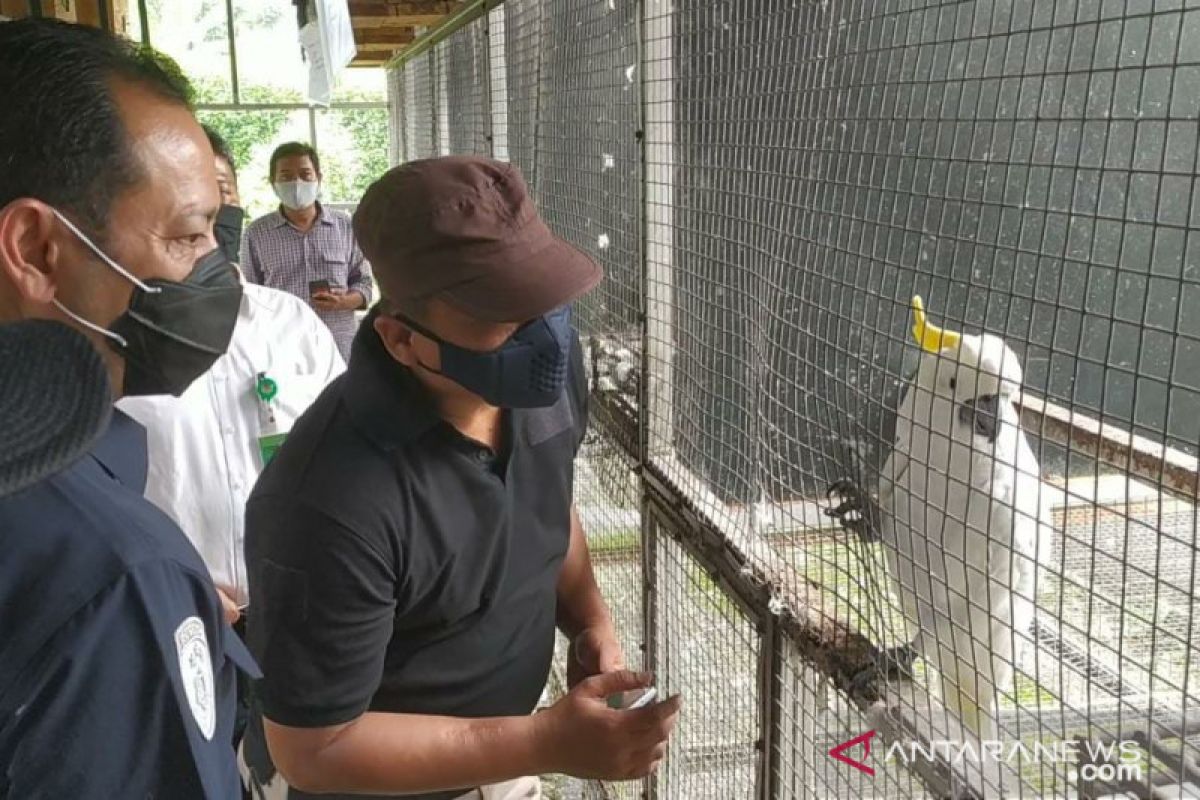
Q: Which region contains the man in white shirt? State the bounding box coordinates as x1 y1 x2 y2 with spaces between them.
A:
120 129 345 623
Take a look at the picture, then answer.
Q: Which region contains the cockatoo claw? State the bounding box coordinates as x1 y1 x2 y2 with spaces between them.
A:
824 479 877 541
847 642 919 698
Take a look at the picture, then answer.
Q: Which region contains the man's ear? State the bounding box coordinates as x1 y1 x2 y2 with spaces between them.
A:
374 313 418 367
0 200 63 306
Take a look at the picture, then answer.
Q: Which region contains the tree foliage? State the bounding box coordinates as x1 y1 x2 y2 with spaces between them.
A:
143 0 390 216
318 89 391 204
196 80 389 217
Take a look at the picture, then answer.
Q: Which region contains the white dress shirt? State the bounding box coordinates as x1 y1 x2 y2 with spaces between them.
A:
120 283 346 605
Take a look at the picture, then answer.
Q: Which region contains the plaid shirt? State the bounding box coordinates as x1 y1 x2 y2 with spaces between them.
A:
242 205 374 361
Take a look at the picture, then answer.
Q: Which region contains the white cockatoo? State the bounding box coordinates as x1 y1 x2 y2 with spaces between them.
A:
872 296 1052 742
830 298 1056 743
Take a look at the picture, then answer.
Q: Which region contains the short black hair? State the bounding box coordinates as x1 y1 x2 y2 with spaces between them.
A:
202 124 237 177
0 19 194 238
269 142 321 181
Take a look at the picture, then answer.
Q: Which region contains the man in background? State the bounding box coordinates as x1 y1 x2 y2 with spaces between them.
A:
0 18 255 796
206 124 245 264
122 127 345 623
209 125 240 207
121 123 344 771
242 141 373 361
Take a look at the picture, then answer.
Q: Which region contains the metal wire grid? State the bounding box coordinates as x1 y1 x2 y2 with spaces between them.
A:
546 421 647 800
398 0 1200 796
644 0 1200 795
502 0 543 181
650 511 762 800
533 0 642 355
400 49 436 161
387 67 403 167
443 15 492 157
488 6 511 163
775 640 933 800
648 0 1200 791
435 42 451 156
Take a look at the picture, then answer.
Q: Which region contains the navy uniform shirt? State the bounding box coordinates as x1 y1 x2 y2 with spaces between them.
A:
0 411 260 799
244 313 587 800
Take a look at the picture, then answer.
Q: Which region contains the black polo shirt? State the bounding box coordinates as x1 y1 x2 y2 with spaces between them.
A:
244 315 587 800
0 411 258 799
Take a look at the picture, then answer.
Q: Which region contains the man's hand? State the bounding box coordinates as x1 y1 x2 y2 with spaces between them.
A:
536 670 682 781
311 289 363 312
216 586 241 625
567 626 625 689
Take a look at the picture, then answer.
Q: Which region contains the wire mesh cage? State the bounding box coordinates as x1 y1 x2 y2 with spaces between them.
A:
386 67 403 167
501 0 542 181
650 508 763 800
401 48 436 161
546 421 647 800
388 0 1200 796
533 0 642 342
444 16 491 157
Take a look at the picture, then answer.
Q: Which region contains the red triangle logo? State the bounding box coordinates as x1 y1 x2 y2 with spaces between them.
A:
828 730 877 776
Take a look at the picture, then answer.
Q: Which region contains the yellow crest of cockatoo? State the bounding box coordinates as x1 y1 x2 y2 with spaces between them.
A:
910 295 961 353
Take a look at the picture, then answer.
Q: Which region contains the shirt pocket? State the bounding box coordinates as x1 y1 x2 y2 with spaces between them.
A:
316 247 350 287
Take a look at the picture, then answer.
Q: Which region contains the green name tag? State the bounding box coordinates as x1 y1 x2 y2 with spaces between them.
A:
257 432 289 466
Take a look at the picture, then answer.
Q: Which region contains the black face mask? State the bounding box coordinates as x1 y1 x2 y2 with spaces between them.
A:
213 204 245 264
51 210 244 398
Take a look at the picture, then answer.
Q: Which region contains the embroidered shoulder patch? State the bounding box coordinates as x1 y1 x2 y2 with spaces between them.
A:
174 616 216 741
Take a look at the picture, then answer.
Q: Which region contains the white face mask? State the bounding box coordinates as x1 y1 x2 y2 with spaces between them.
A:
273 179 320 210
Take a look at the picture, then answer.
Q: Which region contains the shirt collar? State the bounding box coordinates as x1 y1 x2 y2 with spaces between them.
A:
271 202 334 229
88 409 148 491
343 309 442 450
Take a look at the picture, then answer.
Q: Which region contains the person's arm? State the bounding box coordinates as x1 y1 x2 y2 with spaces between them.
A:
6 562 239 799
265 669 675 794
248 499 677 794
557 506 614 642
558 506 624 687
556 333 621 685
216 586 241 623
311 310 346 379
266 708 541 794
341 234 373 310
242 228 264 284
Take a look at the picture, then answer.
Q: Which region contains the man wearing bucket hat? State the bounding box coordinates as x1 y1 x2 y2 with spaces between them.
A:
243 156 681 799
0 18 257 798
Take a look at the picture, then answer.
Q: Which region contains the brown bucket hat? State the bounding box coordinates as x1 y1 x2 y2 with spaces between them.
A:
353 156 603 322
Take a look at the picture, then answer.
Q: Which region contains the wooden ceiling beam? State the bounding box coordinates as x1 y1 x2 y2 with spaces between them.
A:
353 13 447 28
354 28 416 45
355 42 408 53
348 1 460 28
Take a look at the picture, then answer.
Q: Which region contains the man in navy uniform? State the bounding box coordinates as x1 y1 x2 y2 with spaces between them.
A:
0 18 257 798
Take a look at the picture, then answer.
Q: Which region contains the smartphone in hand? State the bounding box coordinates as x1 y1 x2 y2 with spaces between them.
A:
607 687 658 711
308 279 331 297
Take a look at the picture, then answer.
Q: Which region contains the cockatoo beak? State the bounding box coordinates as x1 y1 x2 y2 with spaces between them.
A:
959 394 1001 443
911 295 962 352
